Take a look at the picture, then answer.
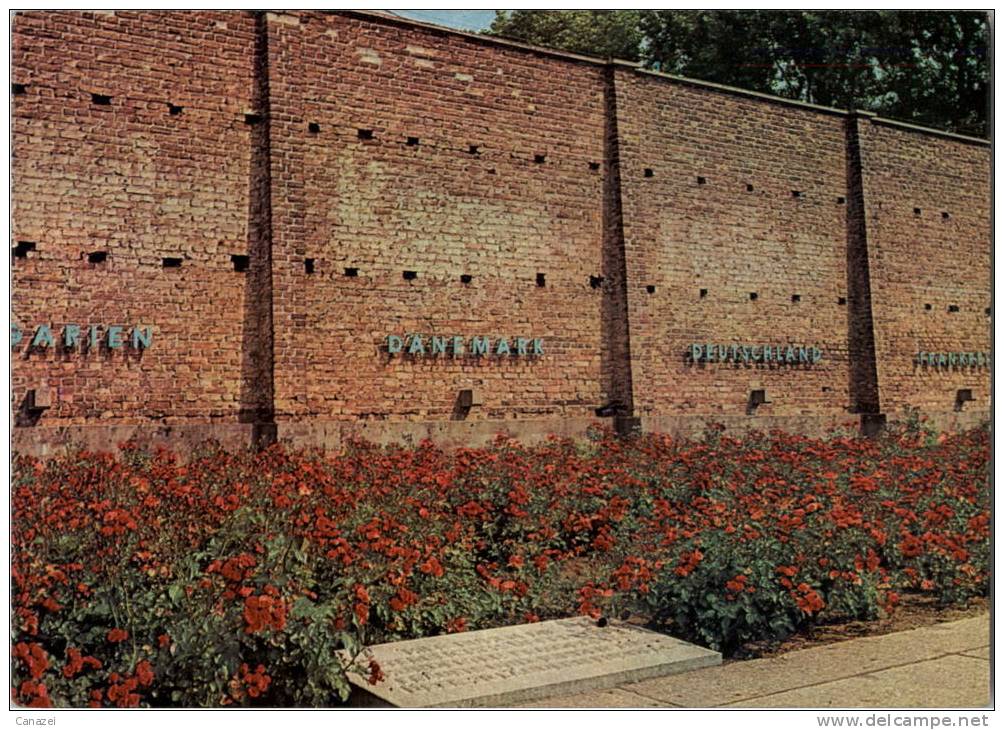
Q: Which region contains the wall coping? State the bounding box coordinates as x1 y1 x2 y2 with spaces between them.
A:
308 10 989 147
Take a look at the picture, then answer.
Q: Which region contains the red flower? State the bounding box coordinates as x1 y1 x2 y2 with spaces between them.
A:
107 628 129 643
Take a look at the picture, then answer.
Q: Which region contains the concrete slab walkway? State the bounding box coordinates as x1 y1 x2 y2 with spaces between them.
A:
516 615 991 708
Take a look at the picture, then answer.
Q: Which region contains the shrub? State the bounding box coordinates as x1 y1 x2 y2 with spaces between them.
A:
11 424 989 706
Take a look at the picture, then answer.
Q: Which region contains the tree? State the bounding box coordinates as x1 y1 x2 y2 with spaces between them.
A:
488 10 644 62
486 10 989 137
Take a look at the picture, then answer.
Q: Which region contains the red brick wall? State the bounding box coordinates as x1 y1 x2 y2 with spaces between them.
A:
263 12 610 428
12 10 260 428
857 120 991 419
10 10 991 453
613 68 856 425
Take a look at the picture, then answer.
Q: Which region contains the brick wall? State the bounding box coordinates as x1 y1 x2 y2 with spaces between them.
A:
613 68 856 428
857 119 991 420
12 11 261 432
263 12 611 434
11 10 991 454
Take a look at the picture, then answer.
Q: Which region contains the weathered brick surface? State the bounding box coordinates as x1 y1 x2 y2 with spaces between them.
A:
856 120 991 419
12 10 260 430
613 69 855 422
10 10 991 454
264 12 610 427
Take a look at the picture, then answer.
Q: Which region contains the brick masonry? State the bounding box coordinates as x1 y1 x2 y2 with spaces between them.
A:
11 10 991 456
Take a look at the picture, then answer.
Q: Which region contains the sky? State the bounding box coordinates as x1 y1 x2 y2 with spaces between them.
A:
391 10 497 31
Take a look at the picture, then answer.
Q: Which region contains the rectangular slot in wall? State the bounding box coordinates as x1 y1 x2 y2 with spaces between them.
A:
231 254 250 272
344 267 359 277
244 113 261 125
644 168 654 178
13 241 36 258
468 144 480 155
308 122 320 133
536 273 546 287
697 176 706 185
590 275 604 289
948 304 960 313
589 162 600 171
791 294 801 303
358 128 373 140
403 270 417 280
749 292 758 301
699 288 708 299
534 154 546 164
304 258 315 274
169 104 183 116
87 251 107 264
407 136 419 146
12 83 26 95
838 296 847 305
91 93 112 105
162 257 183 268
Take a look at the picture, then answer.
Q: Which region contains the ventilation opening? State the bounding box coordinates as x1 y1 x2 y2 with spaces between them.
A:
746 183 754 192
231 254 250 272
646 285 656 294
533 154 546 164
304 258 315 274
955 388 974 412
358 128 373 140
244 113 261 125
986 307 991 316
838 296 847 305
914 207 922 216
948 304 959 313
468 144 480 155
162 257 183 268
697 176 706 185
924 303 932 311
536 272 546 287
643 168 654 178
406 136 419 146
589 161 600 171
460 274 473 284
168 104 183 116
942 211 951 220
344 267 359 277
12 83 26 95
837 196 846 204
747 389 768 415
791 293 801 303
87 251 107 264
12 241 36 258
590 275 604 289
749 292 758 301
308 122 320 134
403 270 417 281
699 288 708 299
791 190 802 198
91 93 112 105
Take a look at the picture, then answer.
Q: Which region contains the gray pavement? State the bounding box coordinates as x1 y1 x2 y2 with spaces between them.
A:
516 615 991 708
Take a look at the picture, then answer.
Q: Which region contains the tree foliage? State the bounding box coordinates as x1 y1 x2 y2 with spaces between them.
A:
487 10 989 137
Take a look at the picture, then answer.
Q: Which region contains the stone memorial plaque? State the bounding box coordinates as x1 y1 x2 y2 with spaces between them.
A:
342 616 721 707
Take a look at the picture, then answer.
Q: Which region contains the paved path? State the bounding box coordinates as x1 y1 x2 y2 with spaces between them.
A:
516 615 991 708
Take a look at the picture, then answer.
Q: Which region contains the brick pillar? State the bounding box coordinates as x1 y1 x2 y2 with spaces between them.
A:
241 10 276 447
601 65 638 435
844 111 883 433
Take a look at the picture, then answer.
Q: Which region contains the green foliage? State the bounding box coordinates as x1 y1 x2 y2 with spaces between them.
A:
486 10 989 137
